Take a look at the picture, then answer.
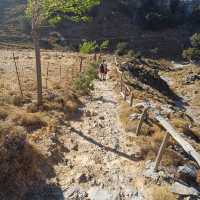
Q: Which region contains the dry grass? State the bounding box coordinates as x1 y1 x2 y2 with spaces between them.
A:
171 118 190 130
13 112 47 132
150 186 176 200
0 107 8 120
0 125 54 199
197 170 200 186
119 102 142 133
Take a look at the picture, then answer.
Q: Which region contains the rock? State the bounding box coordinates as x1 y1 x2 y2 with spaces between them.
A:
85 110 92 117
177 164 198 184
78 174 92 184
99 116 105 120
87 187 119 200
171 182 200 196
184 74 200 84
63 186 87 200
72 144 79 151
143 161 160 181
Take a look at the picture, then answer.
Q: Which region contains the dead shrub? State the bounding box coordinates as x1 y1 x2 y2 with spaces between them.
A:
171 118 190 131
151 186 176 200
119 102 141 133
0 123 54 199
3 95 23 106
12 95 24 106
0 107 8 120
161 149 184 167
14 113 47 132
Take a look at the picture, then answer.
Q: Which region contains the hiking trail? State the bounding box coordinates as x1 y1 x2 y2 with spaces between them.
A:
57 67 145 199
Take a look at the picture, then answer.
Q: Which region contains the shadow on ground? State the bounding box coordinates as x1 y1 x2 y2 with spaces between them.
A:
123 63 188 109
0 138 64 200
71 127 141 161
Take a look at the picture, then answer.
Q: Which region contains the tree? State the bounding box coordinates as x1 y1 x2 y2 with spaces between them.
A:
182 33 200 62
26 0 100 107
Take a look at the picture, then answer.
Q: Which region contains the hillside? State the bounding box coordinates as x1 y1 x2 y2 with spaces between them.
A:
0 0 200 58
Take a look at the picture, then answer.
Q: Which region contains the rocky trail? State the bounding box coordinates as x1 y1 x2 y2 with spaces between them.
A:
55 70 145 199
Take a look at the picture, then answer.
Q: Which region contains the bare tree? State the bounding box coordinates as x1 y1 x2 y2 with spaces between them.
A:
31 0 43 107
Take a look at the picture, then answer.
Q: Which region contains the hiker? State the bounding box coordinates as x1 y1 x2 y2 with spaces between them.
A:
99 60 108 81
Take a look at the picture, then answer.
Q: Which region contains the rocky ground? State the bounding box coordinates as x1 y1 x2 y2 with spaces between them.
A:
52 72 146 199
1 49 200 200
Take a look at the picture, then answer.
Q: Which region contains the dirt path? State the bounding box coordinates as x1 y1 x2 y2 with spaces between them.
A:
57 71 145 199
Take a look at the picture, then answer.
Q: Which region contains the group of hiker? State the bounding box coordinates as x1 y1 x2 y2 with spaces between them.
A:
99 59 108 81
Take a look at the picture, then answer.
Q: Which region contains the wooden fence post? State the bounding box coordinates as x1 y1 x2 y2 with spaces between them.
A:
136 107 149 136
130 92 134 107
120 72 124 92
154 132 170 171
59 65 62 82
46 63 49 89
93 53 97 62
80 57 83 73
124 87 127 101
13 52 23 98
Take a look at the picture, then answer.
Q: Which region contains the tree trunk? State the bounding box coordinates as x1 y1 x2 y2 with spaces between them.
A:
32 29 43 107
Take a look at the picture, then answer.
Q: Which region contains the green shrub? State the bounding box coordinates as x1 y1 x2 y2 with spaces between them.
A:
127 50 135 58
191 33 200 48
100 40 109 52
182 48 200 61
79 41 98 54
73 63 98 94
115 42 128 56
182 33 200 61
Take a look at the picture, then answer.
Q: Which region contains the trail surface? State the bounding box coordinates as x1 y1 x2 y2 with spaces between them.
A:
57 71 145 199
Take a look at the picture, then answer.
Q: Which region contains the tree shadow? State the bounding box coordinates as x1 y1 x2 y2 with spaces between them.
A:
70 127 140 161
91 96 117 105
0 137 64 200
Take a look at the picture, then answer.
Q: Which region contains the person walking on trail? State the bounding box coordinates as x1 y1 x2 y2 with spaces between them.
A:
99 60 108 81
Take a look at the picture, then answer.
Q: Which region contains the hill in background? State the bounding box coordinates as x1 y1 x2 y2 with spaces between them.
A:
0 0 200 58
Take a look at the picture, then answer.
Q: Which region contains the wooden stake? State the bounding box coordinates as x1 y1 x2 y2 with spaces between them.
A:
130 92 134 106
154 132 170 171
124 87 127 101
80 57 83 73
13 52 23 98
59 65 62 82
46 63 49 89
120 72 124 92
93 53 97 62
136 107 149 136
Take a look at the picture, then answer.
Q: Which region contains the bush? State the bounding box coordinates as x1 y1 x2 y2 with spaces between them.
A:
14 113 47 132
182 47 200 61
182 33 200 62
115 42 128 56
0 108 8 120
73 63 98 94
99 40 109 52
0 122 54 199
191 33 200 48
79 41 98 54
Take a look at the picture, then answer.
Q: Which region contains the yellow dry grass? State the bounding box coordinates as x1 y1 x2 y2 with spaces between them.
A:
150 185 177 200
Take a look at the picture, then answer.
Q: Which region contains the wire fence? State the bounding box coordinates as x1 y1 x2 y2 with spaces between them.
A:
0 49 97 100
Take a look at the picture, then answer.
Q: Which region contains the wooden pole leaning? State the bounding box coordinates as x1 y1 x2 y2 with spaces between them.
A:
154 132 170 171
136 107 149 136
